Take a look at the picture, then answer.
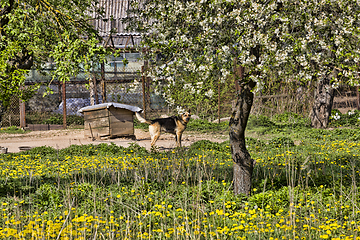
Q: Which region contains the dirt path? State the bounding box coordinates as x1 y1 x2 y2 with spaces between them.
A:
0 128 227 154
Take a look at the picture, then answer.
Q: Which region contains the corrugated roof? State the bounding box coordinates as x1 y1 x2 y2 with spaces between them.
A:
90 0 142 46
78 102 142 113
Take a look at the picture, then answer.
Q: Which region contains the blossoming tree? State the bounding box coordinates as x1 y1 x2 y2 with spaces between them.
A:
128 0 360 195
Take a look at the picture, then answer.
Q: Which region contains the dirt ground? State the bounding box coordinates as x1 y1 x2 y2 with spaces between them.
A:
0 128 228 154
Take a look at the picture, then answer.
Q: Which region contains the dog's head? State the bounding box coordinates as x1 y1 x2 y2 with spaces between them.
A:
181 109 191 123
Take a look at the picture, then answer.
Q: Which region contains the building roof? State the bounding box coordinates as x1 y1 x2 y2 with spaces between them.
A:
78 102 142 113
90 0 142 47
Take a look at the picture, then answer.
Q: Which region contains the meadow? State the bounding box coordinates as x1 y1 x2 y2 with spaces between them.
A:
1 111 360 239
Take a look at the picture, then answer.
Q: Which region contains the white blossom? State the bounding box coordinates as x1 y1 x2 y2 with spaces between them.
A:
176 106 186 114
205 89 214 98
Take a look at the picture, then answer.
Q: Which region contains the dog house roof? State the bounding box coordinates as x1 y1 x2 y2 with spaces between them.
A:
78 102 142 113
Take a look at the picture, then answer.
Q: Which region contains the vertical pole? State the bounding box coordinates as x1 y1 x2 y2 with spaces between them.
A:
58 82 62 103
218 80 221 123
142 65 147 119
101 62 106 103
356 86 360 110
62 81 67 129
94 75 99 104
146 73 151 113
19 99 26 128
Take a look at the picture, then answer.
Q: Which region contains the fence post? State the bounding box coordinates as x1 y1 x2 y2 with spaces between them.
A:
94 75 99 104
146 73 151 113
101 62 106 103
142 64 147 119
19 99 26 128
62 81 67 129
357 86 360 110
218 80 220 123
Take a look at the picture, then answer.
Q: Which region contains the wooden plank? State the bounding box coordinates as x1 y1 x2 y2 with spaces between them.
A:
110 122 134 136
108 107 133 121
108 108 134 136
27 124 64 131
109 115 133 124
84 117 109 130
110 121 134 135
84 108 109 121
84 127 109 138
49 125 64 130
110 128 134 136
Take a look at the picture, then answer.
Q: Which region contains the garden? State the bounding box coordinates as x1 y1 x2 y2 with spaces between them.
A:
1 110 360 239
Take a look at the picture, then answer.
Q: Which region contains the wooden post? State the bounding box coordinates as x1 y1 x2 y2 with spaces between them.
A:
141 65 147 119
146 74 151 112
19 99 26 128
62 81 67 129
94 75 99 104
101 62 106 103
356 86 360 110
218 80 221 123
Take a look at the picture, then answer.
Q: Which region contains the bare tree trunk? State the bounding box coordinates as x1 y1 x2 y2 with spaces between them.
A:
310 76 334 128
229 83 255 196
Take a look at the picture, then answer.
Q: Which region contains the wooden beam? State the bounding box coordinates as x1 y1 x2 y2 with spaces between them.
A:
101 62 106 103
19 99 26 128
62 82 67 129
142 64 147 119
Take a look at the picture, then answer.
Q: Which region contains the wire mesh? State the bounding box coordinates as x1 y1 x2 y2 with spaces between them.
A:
3 67 359 128
1 97 20 127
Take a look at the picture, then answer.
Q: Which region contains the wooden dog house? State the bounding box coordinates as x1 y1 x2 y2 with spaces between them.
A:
79 103 142 139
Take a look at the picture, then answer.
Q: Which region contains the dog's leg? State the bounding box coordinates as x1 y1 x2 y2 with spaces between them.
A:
149 125 161 147
151 134 160 147
176 132 182 147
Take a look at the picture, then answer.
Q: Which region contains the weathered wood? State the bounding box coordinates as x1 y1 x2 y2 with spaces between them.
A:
110 120 133 131
83 106 135 139
84 126 110 138
142 65 147 119
110 125 133 136
101 62 106 103
27 124 64 131
62 82 67 129
19 100 26 128
357 86 360 110
84 109 109 121
84 117 109 129
109 107 133 121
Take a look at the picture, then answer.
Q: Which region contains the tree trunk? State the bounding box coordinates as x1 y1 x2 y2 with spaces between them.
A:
310 76 334 128
229 83 255 196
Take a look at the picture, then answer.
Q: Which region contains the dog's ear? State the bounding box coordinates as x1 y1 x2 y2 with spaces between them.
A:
187 109 191 114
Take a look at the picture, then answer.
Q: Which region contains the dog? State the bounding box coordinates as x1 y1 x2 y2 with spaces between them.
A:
135 110 191 147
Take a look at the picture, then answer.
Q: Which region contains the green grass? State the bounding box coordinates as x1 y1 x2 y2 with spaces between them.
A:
1 113 360 239
0 126 26 134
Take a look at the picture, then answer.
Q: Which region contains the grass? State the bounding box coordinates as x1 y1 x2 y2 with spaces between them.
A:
0 126 27 134
0 112 360 239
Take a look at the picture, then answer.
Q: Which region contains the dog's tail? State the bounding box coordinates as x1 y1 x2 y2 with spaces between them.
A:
135 112 152 124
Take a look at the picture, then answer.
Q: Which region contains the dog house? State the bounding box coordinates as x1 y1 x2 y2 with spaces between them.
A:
78 103 142 139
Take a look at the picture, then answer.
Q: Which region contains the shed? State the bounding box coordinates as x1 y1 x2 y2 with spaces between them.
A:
78 103 142 139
